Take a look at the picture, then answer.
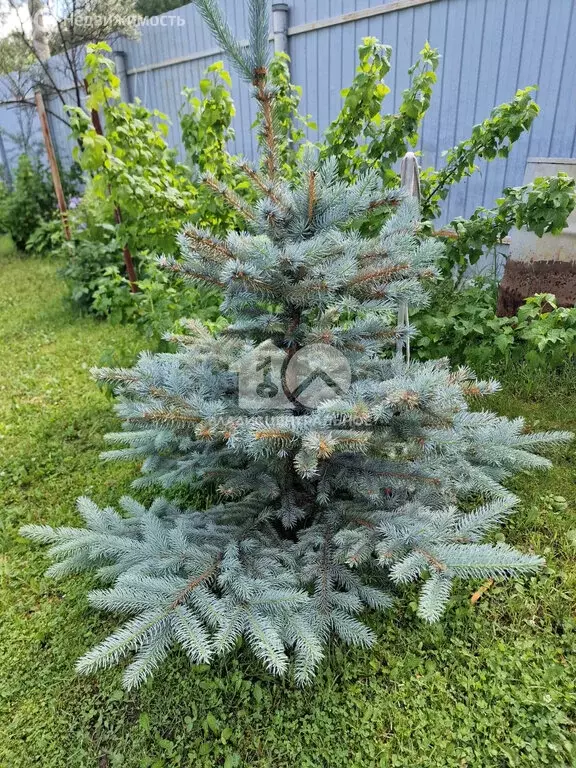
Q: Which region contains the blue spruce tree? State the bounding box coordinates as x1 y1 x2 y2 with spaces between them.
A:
22 0 572 688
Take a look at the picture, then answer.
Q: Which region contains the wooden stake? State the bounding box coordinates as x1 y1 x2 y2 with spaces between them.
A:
34 91 70 240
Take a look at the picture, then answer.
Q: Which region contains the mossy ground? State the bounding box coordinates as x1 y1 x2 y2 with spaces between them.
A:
1 255 575 767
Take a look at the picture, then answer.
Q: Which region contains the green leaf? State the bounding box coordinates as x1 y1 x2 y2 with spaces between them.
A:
206 713 219 734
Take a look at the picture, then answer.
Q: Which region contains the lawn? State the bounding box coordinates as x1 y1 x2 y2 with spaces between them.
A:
1 254 575 768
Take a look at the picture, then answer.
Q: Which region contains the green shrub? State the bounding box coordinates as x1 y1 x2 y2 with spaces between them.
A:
25 216 69 258
0 157 80 254
62 44 240 330
179 60 254 235
0 233 16 258
318 37 575 274
67 50 197 261
0 179 10 234
59 225 124 314
0 156 56 251
56 194 222 338
60 235 222 340
413 279 576 370
436 174 576 281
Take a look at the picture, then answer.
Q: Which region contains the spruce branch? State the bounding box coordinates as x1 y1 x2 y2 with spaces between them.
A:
171 606 214 663
90 367 140 385
307 170 317 222
247 0 272 75
203 173 257 221
194 0 278 179
157 255 226 288
128 409 203 426
170 559 222 608
192 0 253 82
122 631 173 691
253 77 279 180
76 610 172 675
181 226 234 263
347 263 410 288
237 160 284 206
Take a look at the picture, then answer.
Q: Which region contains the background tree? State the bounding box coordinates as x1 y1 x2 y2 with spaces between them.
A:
318 38 575 283
134 0 187 17
0 0 139 136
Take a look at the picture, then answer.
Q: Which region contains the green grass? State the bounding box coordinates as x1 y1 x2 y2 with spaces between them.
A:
1 255 575 768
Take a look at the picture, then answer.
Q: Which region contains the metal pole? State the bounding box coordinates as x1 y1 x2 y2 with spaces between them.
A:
34 91 71 240
400 151 421 201
272 3 289 55
113 50 132 103
0 132 13 191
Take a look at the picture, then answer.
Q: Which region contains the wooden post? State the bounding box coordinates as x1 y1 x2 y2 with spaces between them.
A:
84 80 138 292
398 152 422 364
34 91 71 240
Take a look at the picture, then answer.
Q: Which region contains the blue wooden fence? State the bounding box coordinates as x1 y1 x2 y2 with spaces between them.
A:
1 0 575 224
